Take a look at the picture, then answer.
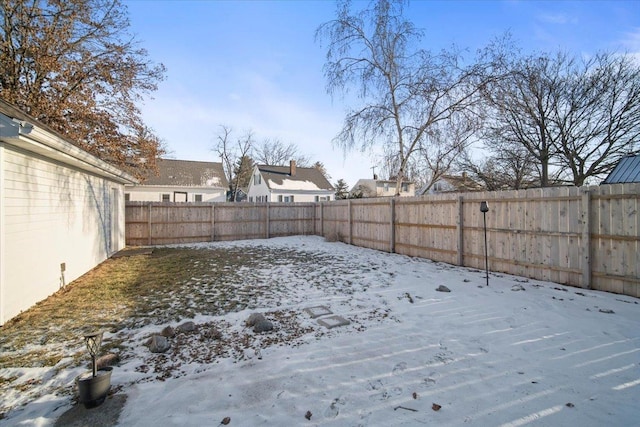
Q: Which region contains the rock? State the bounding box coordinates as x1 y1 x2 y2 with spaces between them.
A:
161 326 175 338
176 321 196 333
436 285 451 293
253 319 274 333
246 312 266 327
432 403 442 411
203 327 222 340
96 353 120 369
147 335 170 353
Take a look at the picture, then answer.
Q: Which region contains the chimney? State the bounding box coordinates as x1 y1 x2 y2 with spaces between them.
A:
290 160 296 176
373 173 378 180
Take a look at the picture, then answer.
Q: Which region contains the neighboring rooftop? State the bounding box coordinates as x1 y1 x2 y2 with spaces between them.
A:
602 155 640 184
258 161 333 191
142 158 227 188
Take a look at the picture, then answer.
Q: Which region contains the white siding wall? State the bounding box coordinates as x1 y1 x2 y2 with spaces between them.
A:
269 191 334 202
247 170 272 202
1 144 124 324
125 186 226 202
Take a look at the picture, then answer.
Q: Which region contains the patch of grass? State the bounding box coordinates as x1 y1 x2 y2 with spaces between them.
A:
0 246 340 368
0 242 378 418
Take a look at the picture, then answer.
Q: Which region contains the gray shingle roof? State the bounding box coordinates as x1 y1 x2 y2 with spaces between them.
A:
258 164 333 191
602 155 640 184
143 159 228 188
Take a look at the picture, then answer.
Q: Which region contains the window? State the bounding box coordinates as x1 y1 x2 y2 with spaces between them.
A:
278 195 283 202
402 183 408 192
194 194 203 202
124 193 130 201
254 174 261 185
384 183 389 192
161 194 170 202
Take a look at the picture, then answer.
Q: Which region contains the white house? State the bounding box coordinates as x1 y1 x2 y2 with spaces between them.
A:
247 161 334 202
0 99 137 325
125 158 228 202
351 176 415 198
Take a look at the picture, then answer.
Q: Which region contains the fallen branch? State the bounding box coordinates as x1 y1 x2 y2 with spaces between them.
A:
394 405 418 412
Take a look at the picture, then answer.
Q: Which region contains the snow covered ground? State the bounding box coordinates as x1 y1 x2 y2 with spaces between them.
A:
2 236 639 426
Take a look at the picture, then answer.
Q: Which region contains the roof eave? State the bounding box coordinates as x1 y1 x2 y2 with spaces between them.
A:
0 113 138 184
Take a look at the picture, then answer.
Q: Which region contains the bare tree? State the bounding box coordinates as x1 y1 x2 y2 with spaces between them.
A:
551 52 640 185
312 161 331 181
316 0 493 196
456 145 538 191
0 0 166 178
252 138 310 166
414 115 478 194
481 51 567 187
214 125 254 201
482 50 640 187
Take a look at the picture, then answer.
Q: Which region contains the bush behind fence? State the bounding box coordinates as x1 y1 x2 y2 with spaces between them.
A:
125 183 640 298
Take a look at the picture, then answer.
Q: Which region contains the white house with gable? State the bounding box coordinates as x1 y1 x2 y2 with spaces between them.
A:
247 161 334 202
0 99 136 325
125 158 228 202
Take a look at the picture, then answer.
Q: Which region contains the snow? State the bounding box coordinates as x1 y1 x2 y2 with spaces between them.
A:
267 178 323 191
2 236 639 426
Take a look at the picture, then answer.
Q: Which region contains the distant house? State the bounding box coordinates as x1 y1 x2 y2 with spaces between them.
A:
350 176 415 198
126 158 228 202
425 173 484 194
602 155 640 184
246 161 334 202
0 99 136 325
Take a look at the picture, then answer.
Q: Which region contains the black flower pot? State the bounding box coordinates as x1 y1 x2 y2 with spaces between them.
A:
76 367 113 408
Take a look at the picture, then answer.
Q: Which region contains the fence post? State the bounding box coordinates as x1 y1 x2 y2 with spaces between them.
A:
457 196 464 266
348 200 353 245
581 187 592 289
266 203 270 239
147 203 152 246
390 198 396 253
320 202 324 237
211 204 215 242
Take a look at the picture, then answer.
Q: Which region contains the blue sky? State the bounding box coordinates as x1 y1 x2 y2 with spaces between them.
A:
124 0 640 188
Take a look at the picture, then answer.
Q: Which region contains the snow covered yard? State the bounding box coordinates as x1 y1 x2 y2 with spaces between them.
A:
1 236 639 426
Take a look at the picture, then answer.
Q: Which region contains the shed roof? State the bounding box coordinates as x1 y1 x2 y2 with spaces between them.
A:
602 155 640 184
142 159 228 188
258 164 333 191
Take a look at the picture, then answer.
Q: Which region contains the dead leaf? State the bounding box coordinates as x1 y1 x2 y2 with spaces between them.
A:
412 392 418 399
432 403 441 411
566 402 575 408
305 410 312 420
221 416 231 425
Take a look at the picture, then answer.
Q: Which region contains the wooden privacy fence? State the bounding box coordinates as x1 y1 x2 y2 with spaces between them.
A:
125 183 640 298
125 202 316 245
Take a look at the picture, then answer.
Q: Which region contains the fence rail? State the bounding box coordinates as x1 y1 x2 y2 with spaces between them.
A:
125 183 640 298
